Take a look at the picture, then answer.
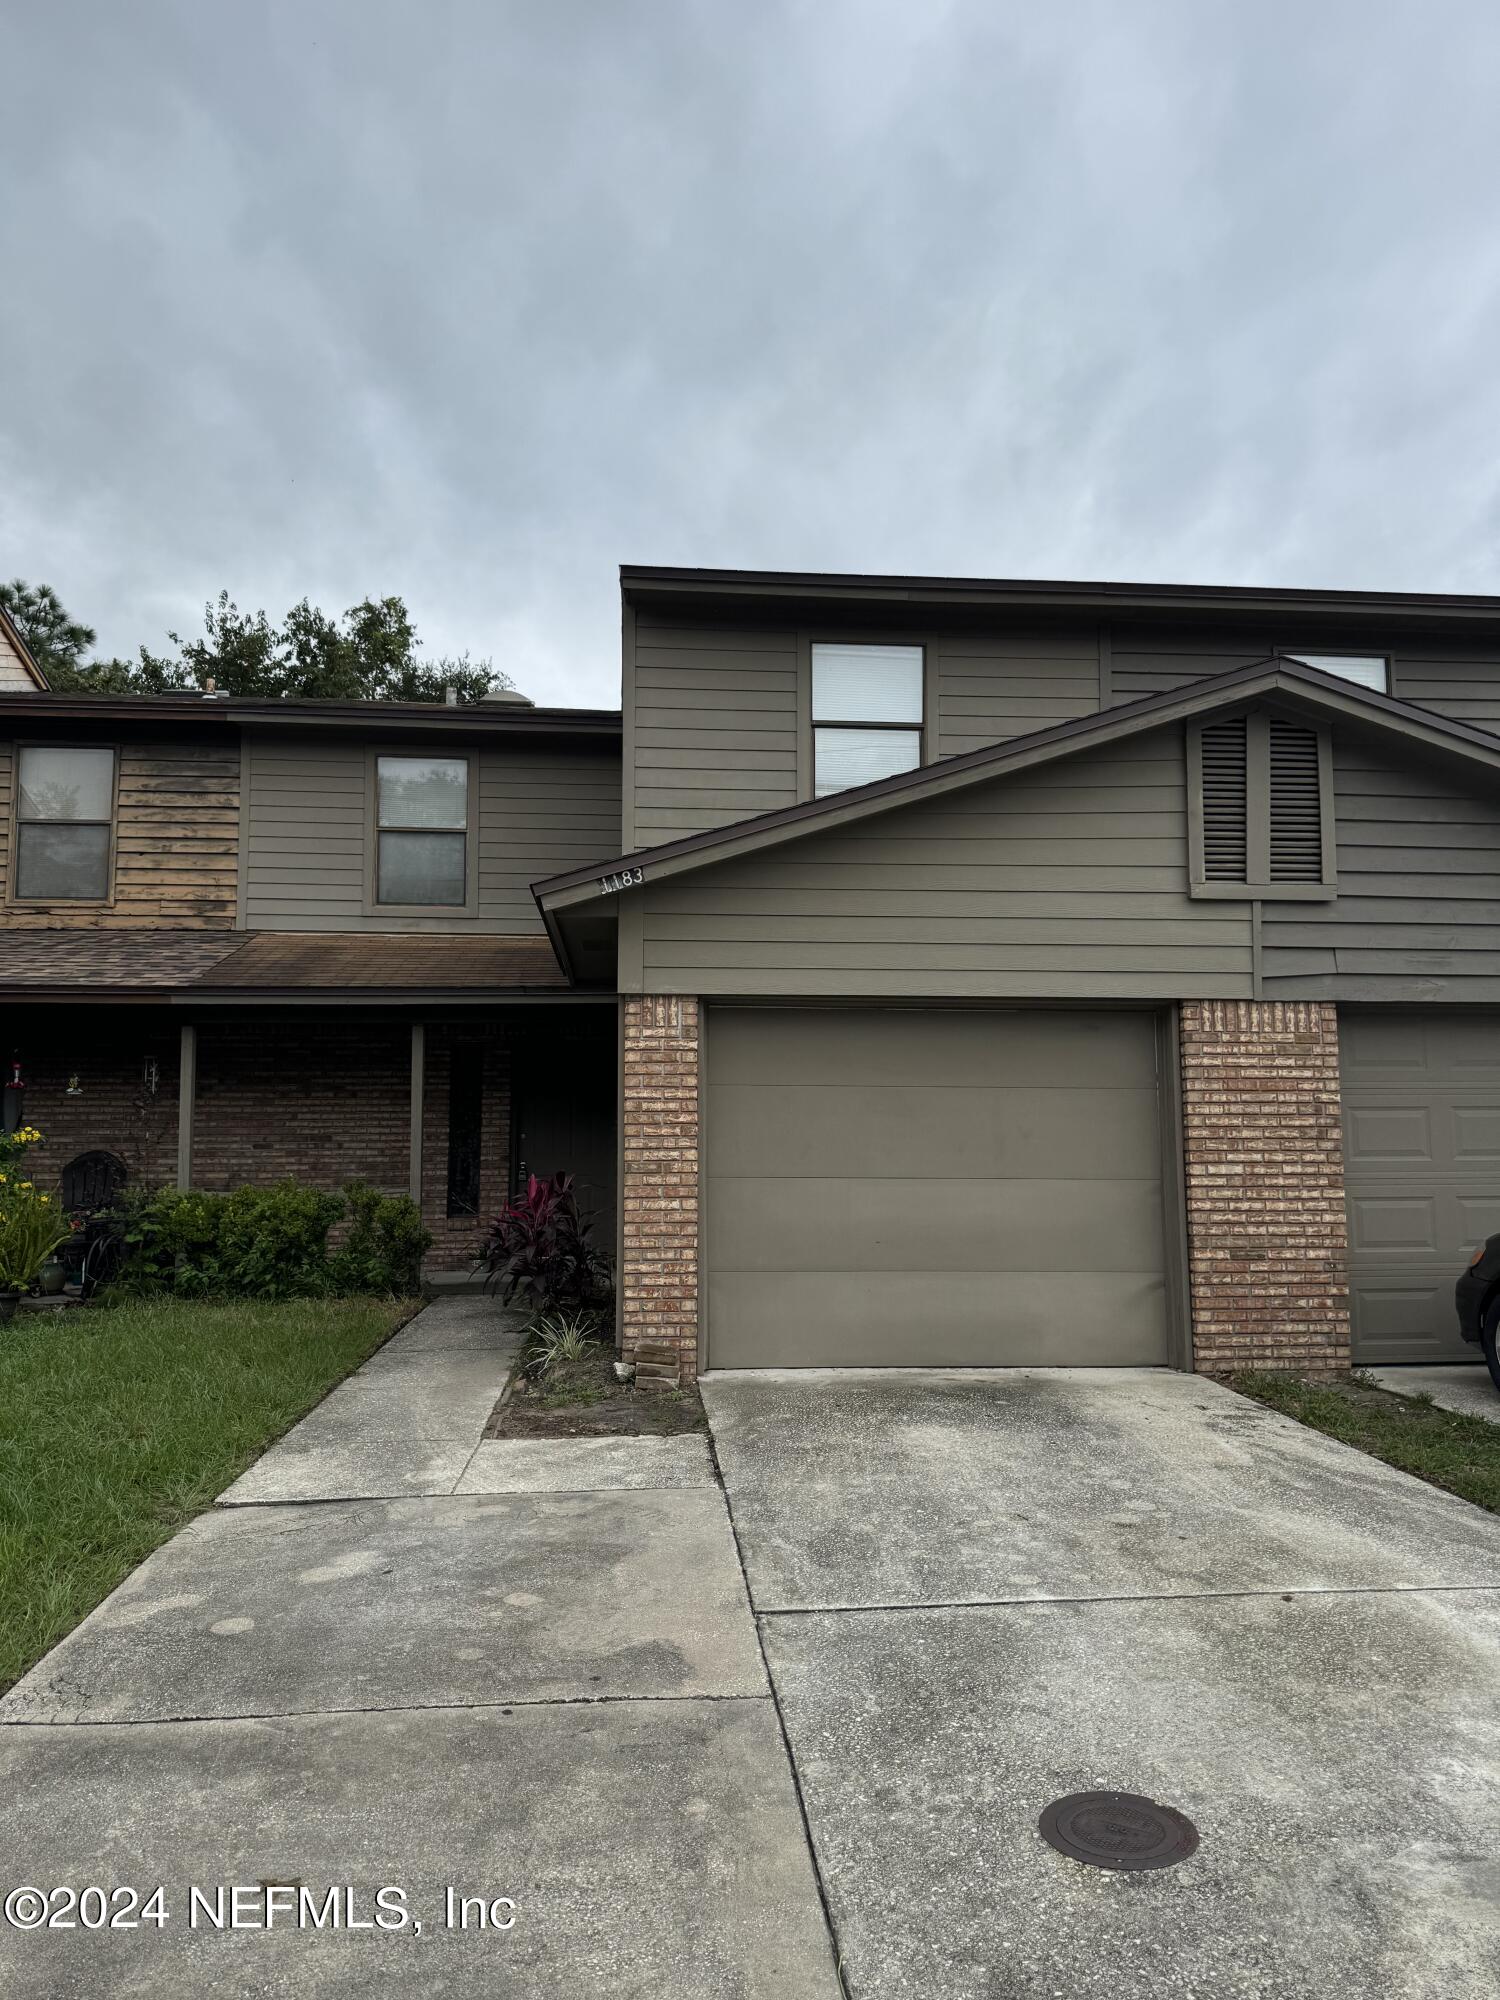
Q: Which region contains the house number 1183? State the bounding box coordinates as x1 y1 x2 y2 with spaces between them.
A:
598 867 645 894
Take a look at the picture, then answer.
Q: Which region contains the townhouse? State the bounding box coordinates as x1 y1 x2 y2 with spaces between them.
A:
6 566 1500 1382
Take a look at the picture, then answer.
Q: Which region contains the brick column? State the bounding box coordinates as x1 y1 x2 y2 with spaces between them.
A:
1180 1000 1350 1377
621 996 701 1384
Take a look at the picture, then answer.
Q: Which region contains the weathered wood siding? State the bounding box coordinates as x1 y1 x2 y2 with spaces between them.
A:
243 733 620 932
1262 729 1500 1001
633 724 1253 999
0 736 239 927
0 625 37 690
630 615 801 847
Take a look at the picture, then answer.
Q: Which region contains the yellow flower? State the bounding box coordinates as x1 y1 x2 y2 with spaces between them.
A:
38 1195 49 1204
19 1181 31 1191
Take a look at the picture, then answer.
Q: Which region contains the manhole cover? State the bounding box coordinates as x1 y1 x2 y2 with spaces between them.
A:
1038 1791 1199 1872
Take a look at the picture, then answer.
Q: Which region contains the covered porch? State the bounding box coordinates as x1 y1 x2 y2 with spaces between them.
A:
0 932 616 1280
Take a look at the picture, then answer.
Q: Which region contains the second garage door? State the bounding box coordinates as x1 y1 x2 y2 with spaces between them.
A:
1342 1010 1500 1364
705 1007 1170 1368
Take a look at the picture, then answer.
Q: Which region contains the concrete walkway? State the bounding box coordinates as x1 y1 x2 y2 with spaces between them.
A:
703 1367 1500 2000
0 1301 839 1998
1371 1363 1500 1424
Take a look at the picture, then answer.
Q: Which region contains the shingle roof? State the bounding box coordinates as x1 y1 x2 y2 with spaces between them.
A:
0 930 567 995
193 932 567 991
0 930 244 987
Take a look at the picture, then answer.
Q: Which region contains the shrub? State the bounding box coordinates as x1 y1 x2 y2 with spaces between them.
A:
328 1181 431 1296
484 1172 613 1317
116 1187 225 1293
118 1181 343 1299
215 1182 346 1299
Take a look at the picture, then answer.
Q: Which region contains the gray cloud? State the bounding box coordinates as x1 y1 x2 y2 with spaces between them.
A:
3 0 1499 705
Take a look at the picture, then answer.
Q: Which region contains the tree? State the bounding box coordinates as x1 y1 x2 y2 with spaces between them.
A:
0 581 511 702
0 579 99 686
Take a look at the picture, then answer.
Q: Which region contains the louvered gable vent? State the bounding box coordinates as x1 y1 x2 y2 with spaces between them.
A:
1190 707 1333 898
1199 715 1249 882
1268 718 1323 882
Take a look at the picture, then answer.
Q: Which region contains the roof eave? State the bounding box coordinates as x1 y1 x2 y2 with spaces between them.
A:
620 563 1500 624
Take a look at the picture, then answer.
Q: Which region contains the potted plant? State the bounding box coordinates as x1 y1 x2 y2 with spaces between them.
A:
0 1184 70 1323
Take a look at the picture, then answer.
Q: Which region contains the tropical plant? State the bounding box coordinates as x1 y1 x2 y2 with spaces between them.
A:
484 1172 614 1316
520 1309 611 1379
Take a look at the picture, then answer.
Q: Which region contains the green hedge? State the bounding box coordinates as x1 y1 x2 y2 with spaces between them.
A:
115 1179 431 1300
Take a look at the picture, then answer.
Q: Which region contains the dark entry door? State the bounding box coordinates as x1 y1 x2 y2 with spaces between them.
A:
510 1021 617 1248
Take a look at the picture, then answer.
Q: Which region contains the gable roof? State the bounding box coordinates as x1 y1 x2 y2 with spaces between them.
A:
534 656 1500 914
0 604 48 689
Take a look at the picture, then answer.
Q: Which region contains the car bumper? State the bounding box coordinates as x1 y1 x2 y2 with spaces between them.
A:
1455 1267 1487 1344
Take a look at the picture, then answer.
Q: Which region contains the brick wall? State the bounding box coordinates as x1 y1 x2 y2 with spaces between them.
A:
7 1013 514 1276
620 995 700 1382
193 1023 410 1194
1181 999 1350 1377
6 1023 181 1195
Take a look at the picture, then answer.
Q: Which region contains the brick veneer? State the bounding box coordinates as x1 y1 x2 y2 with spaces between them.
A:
1180 999 1351 1377
620 996 700 1382
8 1013 512 1274
7 1024 181 1192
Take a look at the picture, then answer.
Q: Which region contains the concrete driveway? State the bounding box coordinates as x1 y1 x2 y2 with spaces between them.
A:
702 1367 1500 2000
0 1302 839 1999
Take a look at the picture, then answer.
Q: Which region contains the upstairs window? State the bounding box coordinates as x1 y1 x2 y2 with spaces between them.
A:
14 746 115 900
1282 653 1388 693
812 643 923 797
376 755 469 906
1188 709 1335 899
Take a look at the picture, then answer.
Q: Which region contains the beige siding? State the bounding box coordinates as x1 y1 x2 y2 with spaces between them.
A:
1262 731 1500 1000
0 625 37 690
631 615 801 846
636 724 1253 999
243 732 620 933
0 736 239 927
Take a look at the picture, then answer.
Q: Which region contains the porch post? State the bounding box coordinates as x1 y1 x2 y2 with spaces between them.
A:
175 1022 197 1191
409 1021 425 1206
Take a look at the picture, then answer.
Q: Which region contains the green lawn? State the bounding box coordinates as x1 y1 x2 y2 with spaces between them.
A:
0 1294 414 1693
1232 1370 1500 1515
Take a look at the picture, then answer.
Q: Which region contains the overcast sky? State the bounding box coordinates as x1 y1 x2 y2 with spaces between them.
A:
2 3 1498 706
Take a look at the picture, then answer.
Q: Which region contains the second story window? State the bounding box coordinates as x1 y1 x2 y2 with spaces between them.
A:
15 745 115 900
1283 653 1389 692
812 643 924 797
376 755 468 906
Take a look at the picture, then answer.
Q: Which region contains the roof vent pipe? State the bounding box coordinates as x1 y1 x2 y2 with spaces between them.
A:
444 684 459 707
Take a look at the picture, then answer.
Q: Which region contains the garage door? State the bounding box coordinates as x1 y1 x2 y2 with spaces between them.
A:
1342 1011 1500 1364
705 1008 1170 1368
